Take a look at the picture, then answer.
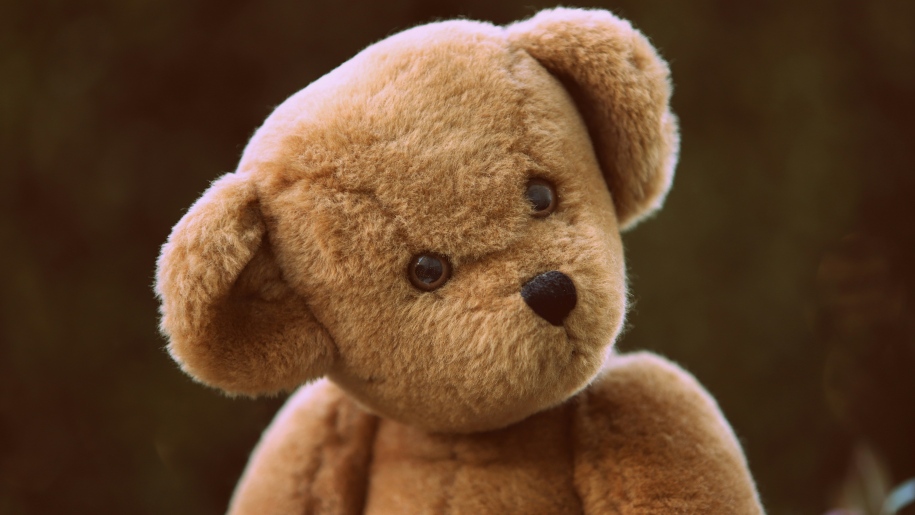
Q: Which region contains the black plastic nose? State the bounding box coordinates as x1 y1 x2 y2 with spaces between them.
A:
521 271 577 326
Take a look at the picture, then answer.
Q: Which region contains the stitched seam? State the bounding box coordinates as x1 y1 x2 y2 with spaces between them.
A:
356 414 382 513
567 400 586 514
440 443 460 515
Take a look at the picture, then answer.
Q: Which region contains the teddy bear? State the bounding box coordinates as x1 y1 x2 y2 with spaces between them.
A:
155 7 764 514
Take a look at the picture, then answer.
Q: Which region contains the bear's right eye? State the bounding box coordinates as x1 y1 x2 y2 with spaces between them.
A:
408 253 451 291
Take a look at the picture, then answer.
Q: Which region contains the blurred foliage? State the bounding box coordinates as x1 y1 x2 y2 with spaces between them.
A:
1 0 913 513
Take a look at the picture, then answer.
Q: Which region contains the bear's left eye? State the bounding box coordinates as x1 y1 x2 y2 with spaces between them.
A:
408 253 451 291
525 178 557 217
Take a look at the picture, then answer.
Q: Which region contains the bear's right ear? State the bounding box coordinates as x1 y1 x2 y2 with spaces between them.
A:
155 173 335 396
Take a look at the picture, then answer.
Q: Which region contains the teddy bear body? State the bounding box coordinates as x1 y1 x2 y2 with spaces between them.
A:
230 354 760 514
156 9 764 514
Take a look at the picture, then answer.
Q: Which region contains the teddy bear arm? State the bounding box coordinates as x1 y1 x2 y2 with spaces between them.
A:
572 352 764 514
228 379 379 515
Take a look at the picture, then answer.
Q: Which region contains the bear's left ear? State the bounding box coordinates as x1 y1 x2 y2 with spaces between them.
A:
507 8 679 230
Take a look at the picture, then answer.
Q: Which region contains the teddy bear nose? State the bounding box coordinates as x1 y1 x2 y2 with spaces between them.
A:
521 271 577 326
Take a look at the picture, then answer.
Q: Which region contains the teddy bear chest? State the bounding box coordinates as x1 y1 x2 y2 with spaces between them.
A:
363 403 583 514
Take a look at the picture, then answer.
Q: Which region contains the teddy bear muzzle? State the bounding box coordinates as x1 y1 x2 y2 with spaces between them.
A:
521 271 577 326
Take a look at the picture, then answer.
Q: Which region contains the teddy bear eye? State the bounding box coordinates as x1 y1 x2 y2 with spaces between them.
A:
408 253 452 291
525 178 557 217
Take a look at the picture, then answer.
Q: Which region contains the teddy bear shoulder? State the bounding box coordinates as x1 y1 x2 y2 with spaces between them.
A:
572 351 765 513
228 379 378 515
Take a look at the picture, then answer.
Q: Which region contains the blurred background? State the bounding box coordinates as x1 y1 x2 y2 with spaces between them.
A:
2 0 914 513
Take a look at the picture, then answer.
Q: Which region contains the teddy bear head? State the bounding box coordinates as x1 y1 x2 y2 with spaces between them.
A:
155 8 678 433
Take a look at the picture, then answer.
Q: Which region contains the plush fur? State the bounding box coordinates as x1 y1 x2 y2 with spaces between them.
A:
156 7 763 513
229 353 759 514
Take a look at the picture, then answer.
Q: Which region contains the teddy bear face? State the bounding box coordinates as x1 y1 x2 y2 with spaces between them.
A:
157 11 678 435
245 23 627 432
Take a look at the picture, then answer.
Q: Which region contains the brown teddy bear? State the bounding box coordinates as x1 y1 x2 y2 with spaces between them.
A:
155 7 764 514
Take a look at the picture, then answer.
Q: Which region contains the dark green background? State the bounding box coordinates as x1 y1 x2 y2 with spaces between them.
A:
2 0 914 513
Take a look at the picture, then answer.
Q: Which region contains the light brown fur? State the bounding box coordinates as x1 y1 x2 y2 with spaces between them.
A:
155 8 763 513
231 353 759 514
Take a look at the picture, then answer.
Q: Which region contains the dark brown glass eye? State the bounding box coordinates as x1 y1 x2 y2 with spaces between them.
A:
408 253 451 291
525 178 557 217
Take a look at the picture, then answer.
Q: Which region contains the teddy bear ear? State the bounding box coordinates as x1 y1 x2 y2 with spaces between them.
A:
507 8 680 230
155 173 335 396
